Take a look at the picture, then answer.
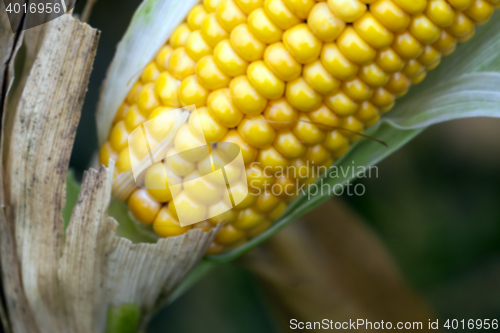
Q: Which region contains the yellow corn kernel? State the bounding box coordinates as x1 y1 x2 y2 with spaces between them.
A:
201 13 229 47
304 144 330 165
264 0 302 30
170 23 191 49
141 62 160 83
145 162 178 202
386 72 411 96
273 130 307 158
221 130 258 164
235 0 263 14
230 75 268 115
264 42 302 82
418 45 441 66
376 47 405 73
392 31 424 60
284 0 316 19
247 61 286 100
258 145 290 174
353 13 394 49
99 142 117 168
168 47 197 80
370 87 395 107
195 106 228 142
188 4 208 30
263 98 299 130
307 3 345 43
247 8 283 44
392 0 427 14
230 24 266 62
238 115 276 148
292 114 326 145
465 0 494 22
321 43 359 80
170 190 208 222
359 62 390 87
205 0 223 13
213 39 249 77
155 46 174 71
337 27 377 65
402 59 425 78
303 60 340 95
447 12 475 38
324 90 359 116
283 23 322 64
246 164 274 191
457 30 475 43
184 171 224 205
308 104 342 131
412 71 427 84
154 207 192 237
179 75 209 108
234 208 265 229
342 77 374 102
447 0 473 10
432 30 457 54
370 0 410 33
354 101 380 125
410 14 441 44
217 0 247 32
215 224 245 244
207 88 245 127
185 30 213 62
327 0 367 22
340 115 364 140
126 81 143 104
254 191 281 213
109 121 130 152
196 55 231 90
116 149 132 173
155 72 181 108
286 77 323 112
323 130 349 152
113 103 129 124
424 0 455 28
128 189 162 225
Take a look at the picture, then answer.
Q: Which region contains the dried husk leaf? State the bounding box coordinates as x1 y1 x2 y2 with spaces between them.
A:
1 12 220 333
96 0 199 145
0 14 99 333
61 163 218 332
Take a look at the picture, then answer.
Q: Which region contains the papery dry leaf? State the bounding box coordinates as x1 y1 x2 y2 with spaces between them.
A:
242 199 434 332
1 12 220 333
0 13 99 333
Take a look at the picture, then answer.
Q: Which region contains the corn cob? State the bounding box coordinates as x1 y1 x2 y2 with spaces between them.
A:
100 0 498 254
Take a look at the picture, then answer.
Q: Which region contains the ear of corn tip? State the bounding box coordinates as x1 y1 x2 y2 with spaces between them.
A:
99 0 498 255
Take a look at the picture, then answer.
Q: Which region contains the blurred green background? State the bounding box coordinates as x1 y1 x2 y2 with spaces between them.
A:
70 0 500 331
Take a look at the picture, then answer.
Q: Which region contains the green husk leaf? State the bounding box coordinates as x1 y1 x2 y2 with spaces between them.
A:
207 12 500 263
96 0 199 145
63 170 81 230
105 304 141 333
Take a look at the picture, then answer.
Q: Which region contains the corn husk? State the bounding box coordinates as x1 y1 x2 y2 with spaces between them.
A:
96 0 199 145
1 6 223 332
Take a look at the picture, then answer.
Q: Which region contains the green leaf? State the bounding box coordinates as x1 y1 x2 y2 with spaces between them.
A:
63 170 81 231
105 304 141 333
207 12 500 263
